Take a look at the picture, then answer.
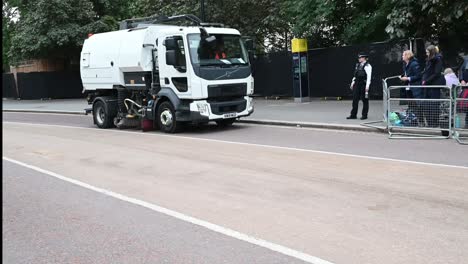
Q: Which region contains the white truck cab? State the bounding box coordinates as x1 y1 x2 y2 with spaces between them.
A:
80 14 254 133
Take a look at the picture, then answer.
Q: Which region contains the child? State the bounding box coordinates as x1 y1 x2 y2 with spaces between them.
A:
444 68 460 88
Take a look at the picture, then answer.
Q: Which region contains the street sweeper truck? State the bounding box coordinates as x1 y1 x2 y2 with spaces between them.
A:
80 14 254 133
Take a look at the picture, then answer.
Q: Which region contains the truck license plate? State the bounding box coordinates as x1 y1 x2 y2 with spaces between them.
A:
223 113 237 119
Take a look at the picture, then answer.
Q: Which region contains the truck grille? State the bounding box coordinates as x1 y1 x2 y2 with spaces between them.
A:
207 83 247 98
209 99 247 115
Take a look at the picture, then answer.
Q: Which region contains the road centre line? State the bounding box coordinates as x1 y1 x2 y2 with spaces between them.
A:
4 121 468 170
3 157 334 264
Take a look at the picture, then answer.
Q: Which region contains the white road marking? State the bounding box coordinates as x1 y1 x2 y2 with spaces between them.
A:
3 111 87 117
4 121 468 170
3 157 334 264
2 109 85 115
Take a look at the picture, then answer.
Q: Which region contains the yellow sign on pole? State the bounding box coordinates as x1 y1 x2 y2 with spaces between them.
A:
291 38 308 53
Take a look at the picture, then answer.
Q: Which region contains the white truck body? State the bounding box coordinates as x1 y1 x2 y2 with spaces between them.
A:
80 22 254 131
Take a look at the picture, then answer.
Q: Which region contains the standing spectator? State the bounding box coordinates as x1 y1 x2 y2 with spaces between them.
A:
400 50 423 125
400 50 422 97
422 45 445 127
347 52 372 120
459 55 468 86
457 57 468 128
444 68 460 88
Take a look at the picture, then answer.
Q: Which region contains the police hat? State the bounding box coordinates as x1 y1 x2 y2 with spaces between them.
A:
358 52 368 58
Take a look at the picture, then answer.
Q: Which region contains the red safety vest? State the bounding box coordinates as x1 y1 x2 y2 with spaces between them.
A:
215 52 226 59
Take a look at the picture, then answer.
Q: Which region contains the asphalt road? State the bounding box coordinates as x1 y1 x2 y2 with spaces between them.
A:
3 112 468 166
3 161 308 264
3 112 468 264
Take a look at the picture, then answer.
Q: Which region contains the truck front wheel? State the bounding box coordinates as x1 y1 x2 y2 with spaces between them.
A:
157 101 181 133
93 100 113 129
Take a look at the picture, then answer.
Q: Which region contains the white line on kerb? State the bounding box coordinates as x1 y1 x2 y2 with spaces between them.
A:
3 157 334 264
4 111 86 116
4 121 468 170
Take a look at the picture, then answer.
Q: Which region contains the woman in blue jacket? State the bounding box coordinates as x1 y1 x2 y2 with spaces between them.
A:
400 50 422 97
400 50 423 125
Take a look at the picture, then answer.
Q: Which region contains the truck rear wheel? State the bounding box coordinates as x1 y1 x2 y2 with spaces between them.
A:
157 101 181 133
93 101 113 129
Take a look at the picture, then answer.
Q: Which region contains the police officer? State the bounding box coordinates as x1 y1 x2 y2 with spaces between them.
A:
347 52 372 120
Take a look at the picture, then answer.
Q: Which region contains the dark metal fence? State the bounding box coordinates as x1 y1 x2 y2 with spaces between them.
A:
252 51 293 97
2 73 18 98
252 38 465 98
15 71 84 100
308 40 410 98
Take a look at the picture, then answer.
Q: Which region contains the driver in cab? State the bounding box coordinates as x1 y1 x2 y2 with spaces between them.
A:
212 41 227 60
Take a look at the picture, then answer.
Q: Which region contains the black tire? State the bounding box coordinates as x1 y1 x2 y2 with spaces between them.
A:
93 100 113 128
216 118 236 127
441 130 450 137
157 101 181 133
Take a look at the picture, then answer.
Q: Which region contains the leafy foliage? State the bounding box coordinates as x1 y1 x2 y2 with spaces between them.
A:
5 0 468 65
284 0 468 48
132 0 292 52
385 0 468 39
2 1 19 70
8 0 133 63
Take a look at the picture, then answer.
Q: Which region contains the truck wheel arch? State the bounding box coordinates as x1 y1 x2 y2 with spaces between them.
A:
154 87 181 112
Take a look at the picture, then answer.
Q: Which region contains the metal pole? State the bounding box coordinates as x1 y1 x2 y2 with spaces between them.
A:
200 0 205 22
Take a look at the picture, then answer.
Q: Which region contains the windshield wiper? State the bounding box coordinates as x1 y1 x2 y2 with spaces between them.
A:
201 63 233 68
200 63 223 66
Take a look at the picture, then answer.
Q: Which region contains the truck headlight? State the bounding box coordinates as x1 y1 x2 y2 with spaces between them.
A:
250 79 254 94
248 97 254 112
197 103 209 115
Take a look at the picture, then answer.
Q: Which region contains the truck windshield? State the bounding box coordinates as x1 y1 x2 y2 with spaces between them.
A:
187 34 249 67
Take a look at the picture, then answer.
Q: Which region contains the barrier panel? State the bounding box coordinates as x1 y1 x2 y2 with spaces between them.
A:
387 85 452 139
453 85 468 144
361 76 400 130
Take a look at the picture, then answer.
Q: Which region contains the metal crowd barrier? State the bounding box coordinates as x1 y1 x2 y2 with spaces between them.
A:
361 76 400 130
387 85 452 139
453 85 468 144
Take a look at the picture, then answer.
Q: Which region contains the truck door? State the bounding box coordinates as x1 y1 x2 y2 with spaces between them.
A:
160 35 190 96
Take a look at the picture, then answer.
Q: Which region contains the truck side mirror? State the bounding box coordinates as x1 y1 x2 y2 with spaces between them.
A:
249 52 256 77
164 38 178 50
166 50 186 72
166 50 178 66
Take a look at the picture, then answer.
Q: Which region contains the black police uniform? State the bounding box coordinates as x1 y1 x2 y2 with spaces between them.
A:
350 61 370 119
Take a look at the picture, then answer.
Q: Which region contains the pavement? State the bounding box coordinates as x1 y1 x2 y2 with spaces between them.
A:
2 98 385 132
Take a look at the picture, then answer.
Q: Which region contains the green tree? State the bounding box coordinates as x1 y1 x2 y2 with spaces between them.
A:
8 0 133 64
284 0 468 48
132 0 292 52
283 0 393 47
385 0 468 40
2 0 19 71
207 0 292 52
